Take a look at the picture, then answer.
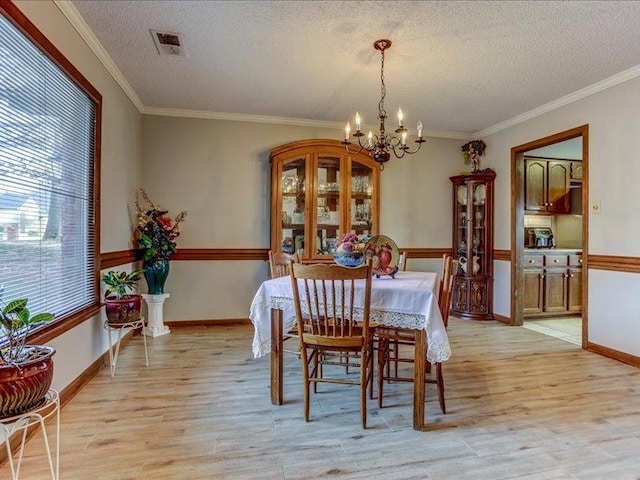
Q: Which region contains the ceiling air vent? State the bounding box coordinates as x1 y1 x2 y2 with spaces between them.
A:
150 30 187 57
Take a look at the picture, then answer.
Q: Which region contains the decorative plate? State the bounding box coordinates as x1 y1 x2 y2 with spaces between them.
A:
363 235 400 278
457 186 468 206
473 184 486 205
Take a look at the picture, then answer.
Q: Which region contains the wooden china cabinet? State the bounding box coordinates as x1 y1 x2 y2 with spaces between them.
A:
270 139 380 262
449 170 496 320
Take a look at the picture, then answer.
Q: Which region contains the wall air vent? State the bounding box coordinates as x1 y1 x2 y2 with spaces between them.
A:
150 30 187 57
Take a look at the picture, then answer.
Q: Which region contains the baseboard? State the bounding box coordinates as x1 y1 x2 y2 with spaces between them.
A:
165 318 251 327
493 313 511 325
586 341 640 368
0 330 135 466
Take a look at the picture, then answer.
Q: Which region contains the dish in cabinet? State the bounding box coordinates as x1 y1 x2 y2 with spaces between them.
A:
473 184 486 205
456 186 468 205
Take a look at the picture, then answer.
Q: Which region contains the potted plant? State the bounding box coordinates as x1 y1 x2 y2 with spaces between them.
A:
102 269 144 325
0 297 55 419
461 139 487 172
134 188 187 295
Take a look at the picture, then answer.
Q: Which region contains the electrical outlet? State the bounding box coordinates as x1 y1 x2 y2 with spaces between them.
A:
592 200 601 214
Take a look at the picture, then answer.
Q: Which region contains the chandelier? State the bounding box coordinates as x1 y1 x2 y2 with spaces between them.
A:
342 39 425 170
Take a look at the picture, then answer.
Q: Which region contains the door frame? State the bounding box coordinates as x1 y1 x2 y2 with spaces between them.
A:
510 125 589 346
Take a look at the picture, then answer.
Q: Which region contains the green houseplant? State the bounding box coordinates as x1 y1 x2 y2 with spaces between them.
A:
0 297 56 419
102 269 144 325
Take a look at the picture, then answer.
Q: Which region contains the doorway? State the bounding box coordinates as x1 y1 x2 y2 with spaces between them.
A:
510 125 588 348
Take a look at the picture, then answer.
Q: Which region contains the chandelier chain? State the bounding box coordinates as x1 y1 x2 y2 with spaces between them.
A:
379 48 386 121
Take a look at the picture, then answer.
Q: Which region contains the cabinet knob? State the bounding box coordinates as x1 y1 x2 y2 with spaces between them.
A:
570 274 575 278
540 274 545 279
529 260 535 263
544 202 548 206
554 259 559 263
579 258 583 263
549 203 553 206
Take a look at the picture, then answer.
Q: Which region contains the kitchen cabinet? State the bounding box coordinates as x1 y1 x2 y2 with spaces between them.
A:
523 251 582 318
450 169 496 321
524 157 570 214
270 139 379 262
570 161 583 182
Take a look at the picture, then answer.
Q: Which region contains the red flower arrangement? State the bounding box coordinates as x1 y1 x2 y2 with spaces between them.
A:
134 188 187 262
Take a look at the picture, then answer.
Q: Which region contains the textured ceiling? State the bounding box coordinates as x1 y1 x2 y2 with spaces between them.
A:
69 0 640 135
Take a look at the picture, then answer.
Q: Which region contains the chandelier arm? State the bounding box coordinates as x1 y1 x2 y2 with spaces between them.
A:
345 139 365 157
389 142 407 159
397 140 424 156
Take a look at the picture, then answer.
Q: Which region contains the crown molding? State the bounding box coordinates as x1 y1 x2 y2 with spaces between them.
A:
142 106 469 139
53 0 144 112
475 63 640 138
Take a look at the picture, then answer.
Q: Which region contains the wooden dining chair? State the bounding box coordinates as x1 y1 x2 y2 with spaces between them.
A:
376 255 456 414
384 250 408 379
268 251 300 279
398 251 408 272
290 260 375 428
268 251 301 354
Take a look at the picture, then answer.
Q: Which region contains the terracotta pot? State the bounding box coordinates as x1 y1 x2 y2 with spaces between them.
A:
104 294 142 325
0 345 55 419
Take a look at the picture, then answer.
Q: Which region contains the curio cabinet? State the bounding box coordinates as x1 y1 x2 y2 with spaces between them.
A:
270 139 380 262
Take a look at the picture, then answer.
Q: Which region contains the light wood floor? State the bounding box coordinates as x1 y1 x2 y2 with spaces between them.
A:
523 317 582 345
9 318 640 479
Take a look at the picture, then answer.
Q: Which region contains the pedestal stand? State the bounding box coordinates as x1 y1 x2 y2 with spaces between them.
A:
0 389 60 480
141 293 170 337
103 317 149 377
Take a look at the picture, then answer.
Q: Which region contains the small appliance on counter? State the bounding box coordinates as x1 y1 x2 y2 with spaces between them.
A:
525 227 555 248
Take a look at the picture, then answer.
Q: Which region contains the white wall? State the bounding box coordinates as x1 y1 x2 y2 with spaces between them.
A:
14 1 143 391
141 115 463 321
484 74 640 357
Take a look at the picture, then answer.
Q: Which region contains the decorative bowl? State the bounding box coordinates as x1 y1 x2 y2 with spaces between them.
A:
333 251 364 268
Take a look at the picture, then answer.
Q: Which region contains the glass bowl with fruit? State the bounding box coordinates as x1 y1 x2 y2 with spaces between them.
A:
333 233 366 267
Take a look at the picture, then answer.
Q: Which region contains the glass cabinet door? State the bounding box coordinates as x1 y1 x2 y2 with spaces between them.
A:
349 160 374 239
315 156 341 258
454 184 469 260
280 157 306 255
470 181 487 275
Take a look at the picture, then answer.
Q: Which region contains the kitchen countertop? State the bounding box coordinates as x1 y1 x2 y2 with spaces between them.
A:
524 248 582 253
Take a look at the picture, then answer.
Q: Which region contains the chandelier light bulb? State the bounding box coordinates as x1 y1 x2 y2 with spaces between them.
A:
345 122 351 140
417 121 423 138
401 131 407 145
355 112 361 131
397 108 403 126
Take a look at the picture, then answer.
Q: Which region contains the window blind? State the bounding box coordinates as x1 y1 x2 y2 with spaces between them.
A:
0 12 97 327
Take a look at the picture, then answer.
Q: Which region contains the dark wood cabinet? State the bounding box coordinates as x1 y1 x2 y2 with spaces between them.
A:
450 170 495 321
524 157 570 214
524 251 582 318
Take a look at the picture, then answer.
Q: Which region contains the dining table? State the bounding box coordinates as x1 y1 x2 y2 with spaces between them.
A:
249 270 451 431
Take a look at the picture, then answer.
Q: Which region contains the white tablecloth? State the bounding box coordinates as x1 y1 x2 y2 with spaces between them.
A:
249 271 451 363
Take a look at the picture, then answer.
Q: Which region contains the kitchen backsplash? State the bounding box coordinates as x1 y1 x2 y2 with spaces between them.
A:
524 214 582 249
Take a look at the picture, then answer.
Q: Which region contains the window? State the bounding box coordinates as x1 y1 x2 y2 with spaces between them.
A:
0 3 101 338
